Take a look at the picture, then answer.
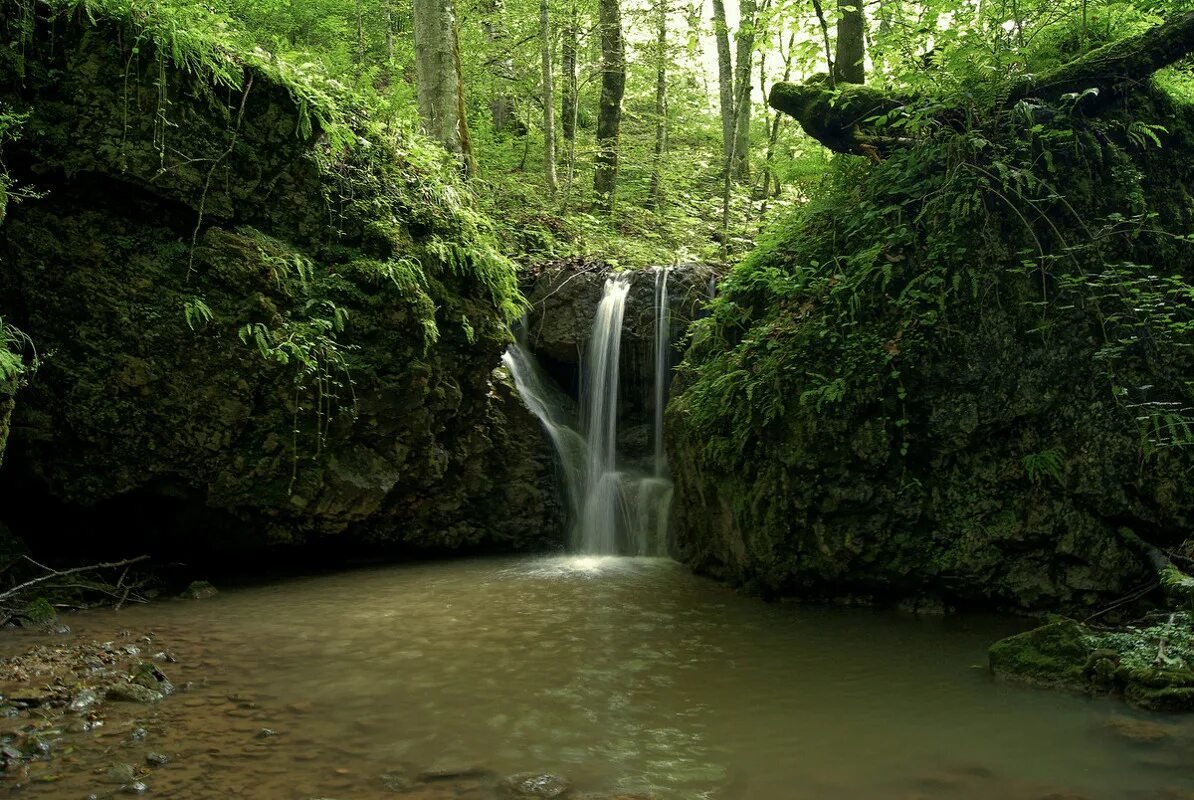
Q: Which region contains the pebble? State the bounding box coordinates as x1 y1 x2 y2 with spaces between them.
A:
122 781 149 794
130 728 148 742
256 728 278 739
146 752 169 767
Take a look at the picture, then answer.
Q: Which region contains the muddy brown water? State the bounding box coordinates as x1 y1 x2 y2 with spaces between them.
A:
3 555 1193 799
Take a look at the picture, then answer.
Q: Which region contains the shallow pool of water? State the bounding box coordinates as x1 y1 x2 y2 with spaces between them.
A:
6 555 1194 799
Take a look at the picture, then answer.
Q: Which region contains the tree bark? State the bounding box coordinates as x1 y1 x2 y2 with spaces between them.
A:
731 0 759 180
834 0 866 85
413 0 474 174
540 0 558 194
711 0 735 169
593 0 625 209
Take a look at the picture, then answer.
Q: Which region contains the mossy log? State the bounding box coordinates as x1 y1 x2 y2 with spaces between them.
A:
770 11 1194 156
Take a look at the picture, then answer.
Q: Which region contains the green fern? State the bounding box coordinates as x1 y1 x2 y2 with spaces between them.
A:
1023 449 1065 487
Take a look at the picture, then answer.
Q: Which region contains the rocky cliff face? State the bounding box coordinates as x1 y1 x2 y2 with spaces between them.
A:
0 3 561 559
667 89 1194 611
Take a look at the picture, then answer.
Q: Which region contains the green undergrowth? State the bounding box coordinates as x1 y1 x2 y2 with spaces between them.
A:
674 76 1194 472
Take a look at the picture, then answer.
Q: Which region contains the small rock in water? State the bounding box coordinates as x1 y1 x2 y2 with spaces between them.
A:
130 727 149 742
499 772 572 799
180 580 218 600
256 728 278 739
146 752 169 767
106 683 162 704
106 764 137 784
70 689 99 712
122 781 149 795
1104 715 1173 743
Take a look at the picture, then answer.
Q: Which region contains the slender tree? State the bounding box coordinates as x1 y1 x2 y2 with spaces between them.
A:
540 0 558 194
483 0 515 133
561 0 578 143
593 0 625 209
730 0 758 179
834 0 866 84
711 0 735 170
648 0 669 210
413 0 474 173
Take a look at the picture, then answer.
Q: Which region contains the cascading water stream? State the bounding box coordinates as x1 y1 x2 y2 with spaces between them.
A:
504 270 674 557
577 274 631 554
501 341 587 522
653 267 670 478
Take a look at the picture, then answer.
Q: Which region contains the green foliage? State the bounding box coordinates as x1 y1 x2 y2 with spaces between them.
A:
1023 449 1065 486
183 297 213 331
0 315 36 386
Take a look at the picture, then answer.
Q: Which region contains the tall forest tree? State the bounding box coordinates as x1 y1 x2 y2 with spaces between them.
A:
413 0 474 173
648 0 669 209
730 0 757 179
593 0 625 208
540 0 558 193
711 0 735 172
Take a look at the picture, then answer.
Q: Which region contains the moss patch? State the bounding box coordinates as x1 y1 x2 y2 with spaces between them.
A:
990 613 1194 711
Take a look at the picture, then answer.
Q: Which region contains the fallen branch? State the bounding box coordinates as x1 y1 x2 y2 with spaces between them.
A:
769 11 1194 156
0 555 149 604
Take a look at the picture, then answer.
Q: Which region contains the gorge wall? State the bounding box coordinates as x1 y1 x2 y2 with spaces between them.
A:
0 2 561 561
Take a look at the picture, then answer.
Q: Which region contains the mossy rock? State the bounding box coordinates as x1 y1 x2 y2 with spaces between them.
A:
989 618 1094 688
990 613 1194 711
180 581 218 600
0 2 563 558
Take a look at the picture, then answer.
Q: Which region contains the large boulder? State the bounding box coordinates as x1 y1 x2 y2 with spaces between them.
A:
667 86 1194 611
0 3 561 557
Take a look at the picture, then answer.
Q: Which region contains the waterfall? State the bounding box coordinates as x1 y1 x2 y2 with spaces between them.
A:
504 270 674 557
653 267 670 477
577 274 631 554
501 342 587 522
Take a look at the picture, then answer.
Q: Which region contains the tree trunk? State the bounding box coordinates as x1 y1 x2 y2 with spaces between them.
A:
593 0 625 209
561 1 578 142
413 0 474 174
731 0 758 180
484 0 515 134
834 0 866 85
648 0 668 210
711 0 735 170
540 0 558 194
